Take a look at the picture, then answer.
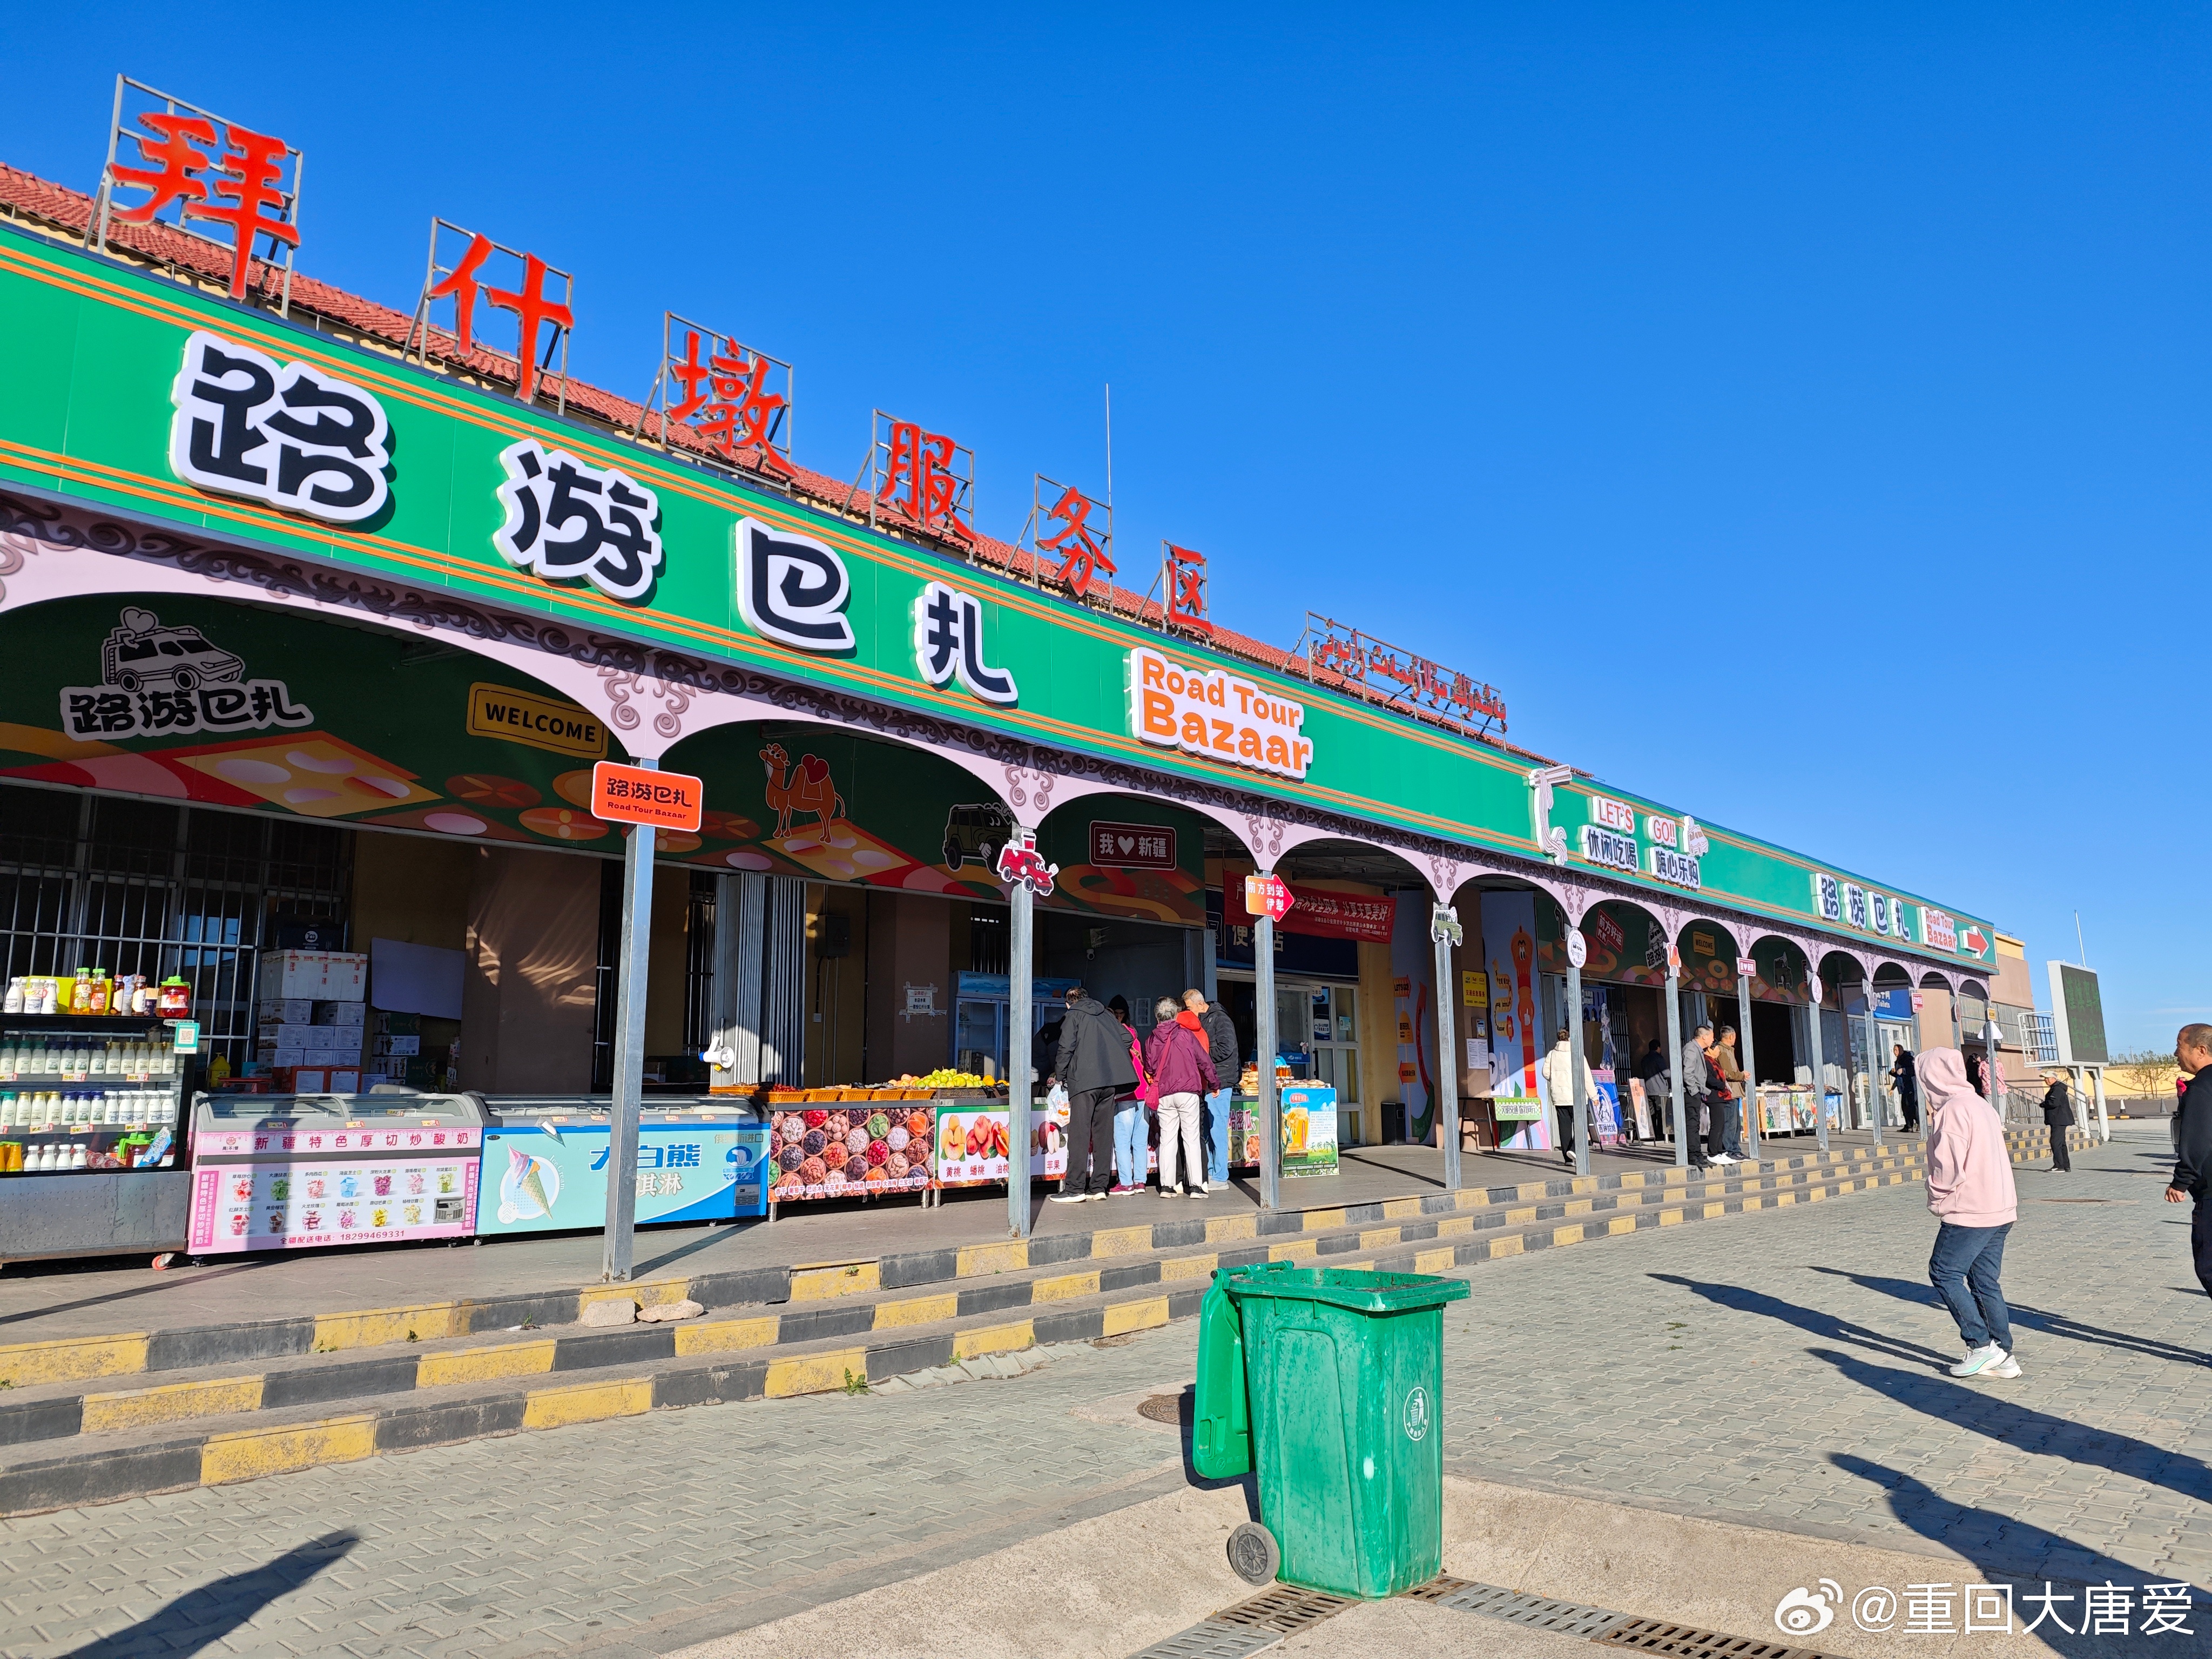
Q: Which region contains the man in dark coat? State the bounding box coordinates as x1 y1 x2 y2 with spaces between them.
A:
1186 988 1240 1184
2040 1071 2075 1172
1050 986 1138 1202
1891 1045 1921 1133
2167 1025 2212 1299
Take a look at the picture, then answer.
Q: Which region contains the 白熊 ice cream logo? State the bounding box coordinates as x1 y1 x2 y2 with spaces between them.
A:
1128 645 1311 781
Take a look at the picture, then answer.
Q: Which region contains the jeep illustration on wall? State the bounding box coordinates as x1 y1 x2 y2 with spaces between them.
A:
941 802 1015 874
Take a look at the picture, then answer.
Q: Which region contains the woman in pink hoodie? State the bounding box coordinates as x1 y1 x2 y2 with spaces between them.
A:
1920 1047 2021 1378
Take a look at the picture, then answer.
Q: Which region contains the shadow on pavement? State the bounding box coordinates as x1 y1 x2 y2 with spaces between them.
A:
62 1531 359 1658
1648 1272 1953 1369
1809 1348 2212 1506
1831 1454 2204 1655
0 1258 280 1330
1806 1266 2210 1368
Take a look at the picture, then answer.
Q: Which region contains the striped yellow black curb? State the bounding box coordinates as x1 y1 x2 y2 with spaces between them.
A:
0 1134 1981 1396
0 1147 1931 1454
0 1142 1957 1517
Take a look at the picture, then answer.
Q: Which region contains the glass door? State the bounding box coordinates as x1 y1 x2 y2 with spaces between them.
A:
1309 984 1361 1142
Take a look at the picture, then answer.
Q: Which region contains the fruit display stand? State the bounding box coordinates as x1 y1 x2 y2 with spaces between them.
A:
765 1087 949 1215
1754 1086 1819 1137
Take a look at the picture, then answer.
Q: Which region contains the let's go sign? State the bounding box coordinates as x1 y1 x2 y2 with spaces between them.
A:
1128 645 1312 782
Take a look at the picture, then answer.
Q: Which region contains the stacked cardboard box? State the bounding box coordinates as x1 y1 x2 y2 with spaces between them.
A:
253 950 368 1092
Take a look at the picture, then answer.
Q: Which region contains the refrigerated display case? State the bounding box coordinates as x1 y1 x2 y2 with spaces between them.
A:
0 1011 193 1261
477 1096 768 1235
952 973 1079 1081
185 1091 487 1255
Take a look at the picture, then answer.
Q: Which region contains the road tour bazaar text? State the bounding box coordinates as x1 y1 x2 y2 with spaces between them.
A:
1130 646 1313 783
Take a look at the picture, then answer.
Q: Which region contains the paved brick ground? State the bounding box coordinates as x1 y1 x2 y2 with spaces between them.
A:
0 1127 2201 1658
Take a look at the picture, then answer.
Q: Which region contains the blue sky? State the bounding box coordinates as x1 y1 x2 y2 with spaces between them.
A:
5 4 2201 1050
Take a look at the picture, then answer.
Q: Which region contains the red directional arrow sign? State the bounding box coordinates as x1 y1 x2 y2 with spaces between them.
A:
1244 872 1293 923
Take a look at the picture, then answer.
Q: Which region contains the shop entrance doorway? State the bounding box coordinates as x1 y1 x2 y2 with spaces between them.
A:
1215 972 1363 1143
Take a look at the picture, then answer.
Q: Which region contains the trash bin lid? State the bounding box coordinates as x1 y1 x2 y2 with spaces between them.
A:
1222 1265 1469 1312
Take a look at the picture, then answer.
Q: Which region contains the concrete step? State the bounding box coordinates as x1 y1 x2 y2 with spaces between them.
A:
0 1143 1935 1516
0 1137 1940 1399
0 1144 1929 1451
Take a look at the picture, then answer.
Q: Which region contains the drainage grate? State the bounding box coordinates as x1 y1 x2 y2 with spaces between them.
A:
1429 1580 1628 1636
1213 1583 1356 1636
1597 1616 1835 1657
1124 1618 1281 1659
1402 1574 1476 1602
1138 1391 1188 1424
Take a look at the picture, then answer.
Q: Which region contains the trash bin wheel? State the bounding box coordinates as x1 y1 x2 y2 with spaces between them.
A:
1227 1521 1279 1586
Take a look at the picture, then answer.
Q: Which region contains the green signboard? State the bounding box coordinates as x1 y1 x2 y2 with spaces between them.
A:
0 227 1992 968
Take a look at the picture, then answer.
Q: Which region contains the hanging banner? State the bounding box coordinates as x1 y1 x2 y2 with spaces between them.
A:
1225 874 1395 942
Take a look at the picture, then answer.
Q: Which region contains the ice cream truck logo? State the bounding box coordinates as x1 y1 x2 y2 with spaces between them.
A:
63 608 313 741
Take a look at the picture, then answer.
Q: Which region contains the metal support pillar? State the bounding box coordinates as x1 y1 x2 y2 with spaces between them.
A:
1739 991 1761 1162
1864 986 1885 1149
1256 898 1280 1213
1566 952 1588 1177
1665 970 1688 1168
2090 1065 2110 1143
602 761 656 1283
1433 920 1462 1191
1008 872 1034 1239
1806 995 1829 1152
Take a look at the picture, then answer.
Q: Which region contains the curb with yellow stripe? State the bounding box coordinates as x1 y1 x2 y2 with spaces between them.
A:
0 1142 1957 1518
0 1144 1935 1454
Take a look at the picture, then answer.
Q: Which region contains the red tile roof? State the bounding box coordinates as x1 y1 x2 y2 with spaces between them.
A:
0 158 1547 768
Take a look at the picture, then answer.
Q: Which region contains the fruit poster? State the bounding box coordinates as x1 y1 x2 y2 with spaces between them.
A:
1480 891 1547 1150
930 1105 1089 1186
1278 1083 1338 1177
768 1105 933 1203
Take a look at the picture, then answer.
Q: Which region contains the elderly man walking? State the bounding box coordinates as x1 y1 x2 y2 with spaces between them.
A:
1680 1021 1718 1170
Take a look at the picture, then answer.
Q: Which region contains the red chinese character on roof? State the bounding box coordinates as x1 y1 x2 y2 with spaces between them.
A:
667 331 793 476
1167 543 1210 637
424 231 574 402
1041 485 1112 596
109 112 298 301
878 422 973 542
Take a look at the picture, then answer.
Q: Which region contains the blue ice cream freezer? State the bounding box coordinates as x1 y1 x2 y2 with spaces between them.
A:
476 1096 768 1236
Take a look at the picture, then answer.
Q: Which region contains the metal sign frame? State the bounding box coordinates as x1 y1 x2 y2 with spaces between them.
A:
91 73 304 318
632 312 794 483
1291 613 1508 738
845 410 975 547
402 218 573 415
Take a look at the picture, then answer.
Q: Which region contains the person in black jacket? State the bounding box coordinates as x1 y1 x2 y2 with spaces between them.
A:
2040 1071 2076 1172
1891 1046 1921 1133
2168 1025 2212 1298
1186 988 1240 1184
1050 986 1138 1202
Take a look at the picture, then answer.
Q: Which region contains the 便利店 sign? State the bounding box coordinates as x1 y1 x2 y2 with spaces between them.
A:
590 762 703 832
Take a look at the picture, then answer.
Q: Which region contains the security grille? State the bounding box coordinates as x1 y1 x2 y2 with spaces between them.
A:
0 784 350 1070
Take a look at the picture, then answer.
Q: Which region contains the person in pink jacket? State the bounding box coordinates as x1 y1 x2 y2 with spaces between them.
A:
1921 1047 2021 1378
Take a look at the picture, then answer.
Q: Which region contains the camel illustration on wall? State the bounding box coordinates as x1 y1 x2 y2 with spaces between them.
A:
760 741 845 837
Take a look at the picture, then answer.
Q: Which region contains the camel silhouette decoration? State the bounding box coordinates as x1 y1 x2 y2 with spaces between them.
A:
759 741 846 837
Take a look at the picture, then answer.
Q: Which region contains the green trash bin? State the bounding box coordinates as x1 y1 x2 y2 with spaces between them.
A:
1192 1261 1468 1600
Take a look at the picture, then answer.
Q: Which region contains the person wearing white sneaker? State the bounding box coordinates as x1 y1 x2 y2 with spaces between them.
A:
1922 1047 2020 1379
